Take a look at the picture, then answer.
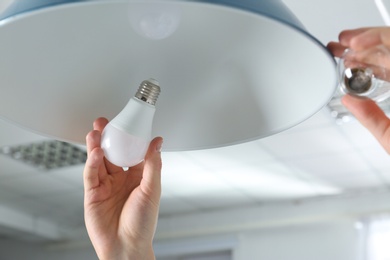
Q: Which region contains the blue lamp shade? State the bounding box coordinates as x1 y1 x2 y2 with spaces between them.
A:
0 0 336 151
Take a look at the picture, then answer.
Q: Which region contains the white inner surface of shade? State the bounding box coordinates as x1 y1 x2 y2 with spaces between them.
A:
0 1 336 150
0 0 14 14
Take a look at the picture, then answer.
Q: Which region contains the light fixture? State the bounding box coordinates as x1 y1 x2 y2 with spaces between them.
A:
0 0 337 151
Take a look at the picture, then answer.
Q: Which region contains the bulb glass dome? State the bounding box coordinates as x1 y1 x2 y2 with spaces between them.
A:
101 123 150 167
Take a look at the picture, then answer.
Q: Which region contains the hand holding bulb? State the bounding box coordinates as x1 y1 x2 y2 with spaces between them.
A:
327 27 390 153
83 117 163 260
83 79 162 258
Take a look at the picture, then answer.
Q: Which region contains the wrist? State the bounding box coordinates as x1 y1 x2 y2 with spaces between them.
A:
98 244 155 260
125 244 155 260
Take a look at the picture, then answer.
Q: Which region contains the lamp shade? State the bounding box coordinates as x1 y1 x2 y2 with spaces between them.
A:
0 0 336 151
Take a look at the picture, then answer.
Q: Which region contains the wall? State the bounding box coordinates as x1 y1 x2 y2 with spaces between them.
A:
2 189 384 260
0 219 362 260
233 220 361 260
155 219 362 260
0 237 232 260
0 239 97 260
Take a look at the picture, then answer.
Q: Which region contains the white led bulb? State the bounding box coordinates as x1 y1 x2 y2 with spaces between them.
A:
101 79 161 167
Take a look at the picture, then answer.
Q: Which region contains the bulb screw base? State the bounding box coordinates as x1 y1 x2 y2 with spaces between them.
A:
135 79 161 106
343 68 373 95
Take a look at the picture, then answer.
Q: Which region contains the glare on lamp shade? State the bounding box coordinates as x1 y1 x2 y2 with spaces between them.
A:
0 0 337 151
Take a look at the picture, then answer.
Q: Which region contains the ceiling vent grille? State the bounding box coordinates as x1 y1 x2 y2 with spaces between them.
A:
0 140 87 170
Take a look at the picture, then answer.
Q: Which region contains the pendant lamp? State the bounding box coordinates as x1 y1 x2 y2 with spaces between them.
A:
0 0 336 151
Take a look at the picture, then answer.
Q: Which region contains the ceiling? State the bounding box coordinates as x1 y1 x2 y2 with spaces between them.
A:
0 0 390 244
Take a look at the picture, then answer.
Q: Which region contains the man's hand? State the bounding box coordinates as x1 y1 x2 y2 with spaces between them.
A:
327 27 390 154
83 117 163 260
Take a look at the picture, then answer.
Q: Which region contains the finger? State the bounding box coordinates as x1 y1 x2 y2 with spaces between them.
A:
341 46 390 81
86 118 107 156
85 129 107 191
93 117 109 133
140 137 163 201
349 47 390 80
349 27 390 51
358 48 390 67
86 129 101 157
338 27 373 47
83 146 105 191
327 28 377 56
327 41 347 58
342 94 390 152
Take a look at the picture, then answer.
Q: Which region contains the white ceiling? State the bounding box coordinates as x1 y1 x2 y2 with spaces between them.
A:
0 0 390 243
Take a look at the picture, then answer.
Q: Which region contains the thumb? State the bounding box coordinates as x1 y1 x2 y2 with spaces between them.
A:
342 94 390 152
140 137 163 200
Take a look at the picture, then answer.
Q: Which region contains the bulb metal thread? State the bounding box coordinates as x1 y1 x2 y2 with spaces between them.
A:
135 79 161 106
344 68 373 95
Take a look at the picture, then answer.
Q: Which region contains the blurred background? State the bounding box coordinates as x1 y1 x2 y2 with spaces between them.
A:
1 0 390 259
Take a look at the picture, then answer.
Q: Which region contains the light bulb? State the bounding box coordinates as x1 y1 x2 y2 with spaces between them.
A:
101 79 161 167
338 47 390 102
128 2 181 40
